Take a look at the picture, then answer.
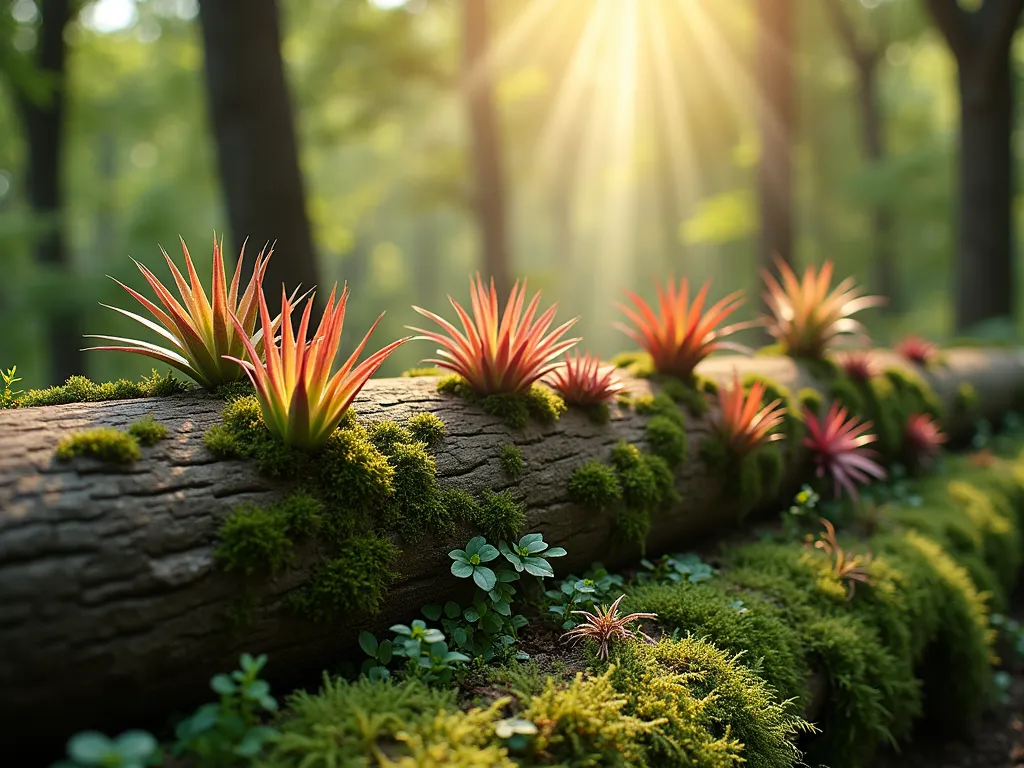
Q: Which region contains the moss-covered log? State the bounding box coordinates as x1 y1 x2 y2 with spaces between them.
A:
0 348 1021 745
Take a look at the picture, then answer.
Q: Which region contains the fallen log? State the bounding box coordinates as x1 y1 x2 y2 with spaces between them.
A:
1 348 1021 747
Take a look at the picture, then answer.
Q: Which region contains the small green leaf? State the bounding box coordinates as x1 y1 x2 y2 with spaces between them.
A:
451 561 474 579
444 601 462 618
390 623 413 636
358 631 379 657
476 544 500 562
522 558 555 578
473 566 497 591
68 732 114 763
545 546 567 558
378 639 393 665
421 604 442 621
423 628 446 644
463 607 481 622
210 674 236 695
465 536 487 556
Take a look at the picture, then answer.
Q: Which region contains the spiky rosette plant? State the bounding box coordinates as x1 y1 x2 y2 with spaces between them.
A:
224 284 411 449
813 518 872 600
84 236 298 390
803 403 887 500
409 274 580 395
761 258 884 358
544 352 624 406
716 372 787 456
903 413 947 468
560 594 657 660
895 335 939 366
833 350 879 383
616 277 751 380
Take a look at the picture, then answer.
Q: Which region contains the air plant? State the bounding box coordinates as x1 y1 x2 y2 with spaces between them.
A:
834 350 879 383
560 594 657 660
84 237 296 389
903 413 947 467
803 403 887 500
224 284 410 449
716 372 787 456
895 335 939 367
409 274 580 395
761 258 884 358
813 518 873 600
544 352 625 405
616 277 752 380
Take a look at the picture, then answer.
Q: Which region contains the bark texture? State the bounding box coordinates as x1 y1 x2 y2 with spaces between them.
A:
1 350 1022 747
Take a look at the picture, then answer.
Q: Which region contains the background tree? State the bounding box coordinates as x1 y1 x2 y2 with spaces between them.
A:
923 0 1024 332
462 0 512 300
197 0 319 302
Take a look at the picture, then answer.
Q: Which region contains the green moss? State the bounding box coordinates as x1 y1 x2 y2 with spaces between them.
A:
407 412 446 448
55 428 140 463
884 366 944 419
645 415 687 468
827 377 865 415
797 387 824 417
402 366 442 377
385 441 448 539
19 369 186 407
610 350 655 378
127 415 168 446
609 441 678 546
293 533 398 621
756 444 784 499
473 489 527 542
656 375 711 416
216 492 324 576
569 461 623 510
368 420 414 453
500 444 524 480
441 487 482 524
437 375 566 429
954 382 979 417
214 380 254 401
581 402 612 424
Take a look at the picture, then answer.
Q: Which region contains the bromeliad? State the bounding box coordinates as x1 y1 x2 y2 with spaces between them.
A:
410 274 580 395
545 352 624 406
224 284 410 450
903 412 947 468
84 236 296 390
616 278 751 380
560 594 657 660
803 403 887 500
716 371 787 456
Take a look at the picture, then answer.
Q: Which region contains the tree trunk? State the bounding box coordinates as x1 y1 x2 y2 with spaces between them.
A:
197 0 319 303
756 0 795 270
0 349 1020 752
955 52 1014 331
462 0 512 299
14 0 81 384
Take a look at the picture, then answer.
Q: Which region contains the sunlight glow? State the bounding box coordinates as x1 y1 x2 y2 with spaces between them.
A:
82 0 138 33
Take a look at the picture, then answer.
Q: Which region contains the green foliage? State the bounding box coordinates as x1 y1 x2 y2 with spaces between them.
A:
295 534 398 622
545 564 626 629
54 731 161 768
407 412 446 447
610 440 679 545
386 620 471 686
19 370 186 408
636 552 716 586
954 382 979 417
645 414 688 468
216 493 322 576
797 387 824 416
437 375 566 428
0 365 22 408
368 419 415 453
656 375 713 415
55 427 140 463
500 444 524 479
568 461 623 510
475 489 528 541
172 654 278 767
127 415 168 446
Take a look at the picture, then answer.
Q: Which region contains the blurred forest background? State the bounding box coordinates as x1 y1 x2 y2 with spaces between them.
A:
1 0 1022 388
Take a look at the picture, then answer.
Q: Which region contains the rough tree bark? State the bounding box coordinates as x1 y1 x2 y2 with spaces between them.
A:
12 0 82 384
756 0 796 270
923 0 1024 332
462 0 512 299
197 0 320 302
1 349 1021 749
823 0 898 311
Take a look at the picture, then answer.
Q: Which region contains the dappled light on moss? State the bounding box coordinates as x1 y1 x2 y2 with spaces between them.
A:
127 415 168 446
19 370 187 408
55 427 141 463
437 374 566 428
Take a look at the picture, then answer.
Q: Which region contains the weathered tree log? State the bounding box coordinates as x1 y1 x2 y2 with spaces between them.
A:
1 349 1022 748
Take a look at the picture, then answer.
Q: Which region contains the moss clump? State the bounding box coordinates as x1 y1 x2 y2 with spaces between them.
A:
954 382 979 417
384 441 448 539
368 420 414 454
55 427 140 463
402 366 442 377
797 387 823 417
610 441 678 545
474 489 527 542
569 461 623 510
500 444 524 479
293 533 398 621
610 350 655 378
127 415 168 446
656 375 711 416
884 366 944 419
216 492 326 576
645 415 687 468
407 412 446 447
437 375 566 429
19 370 186 407
214 380 254 401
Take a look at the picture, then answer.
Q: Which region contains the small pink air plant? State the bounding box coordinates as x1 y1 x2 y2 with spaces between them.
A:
224 284 411 450
560 595 658 660
903 413 947 467
717 372 787 456
813 518 873 601
544 352 625 406
409 274 580 396
616 277 753 380
895 335 940 367
803 403 887 500
834 350 879 383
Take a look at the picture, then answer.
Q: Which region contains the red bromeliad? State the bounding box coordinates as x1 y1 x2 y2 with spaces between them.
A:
833 350 879 383
544 352 624 406
224 284 411 449
903 413 947 466
560 595 657 660
813 518 873 600
803 403 887 500
616 277 752 380
85 236 296 389
762 258 884 358
409 274 580 395
717 372 787 456
895 335 939 366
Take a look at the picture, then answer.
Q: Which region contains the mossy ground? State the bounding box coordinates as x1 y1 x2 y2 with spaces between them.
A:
14 369 186 408
54 415 169 463
436 375 566 429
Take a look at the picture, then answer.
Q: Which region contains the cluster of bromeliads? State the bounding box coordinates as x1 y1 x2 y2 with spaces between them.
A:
84 237 946 501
